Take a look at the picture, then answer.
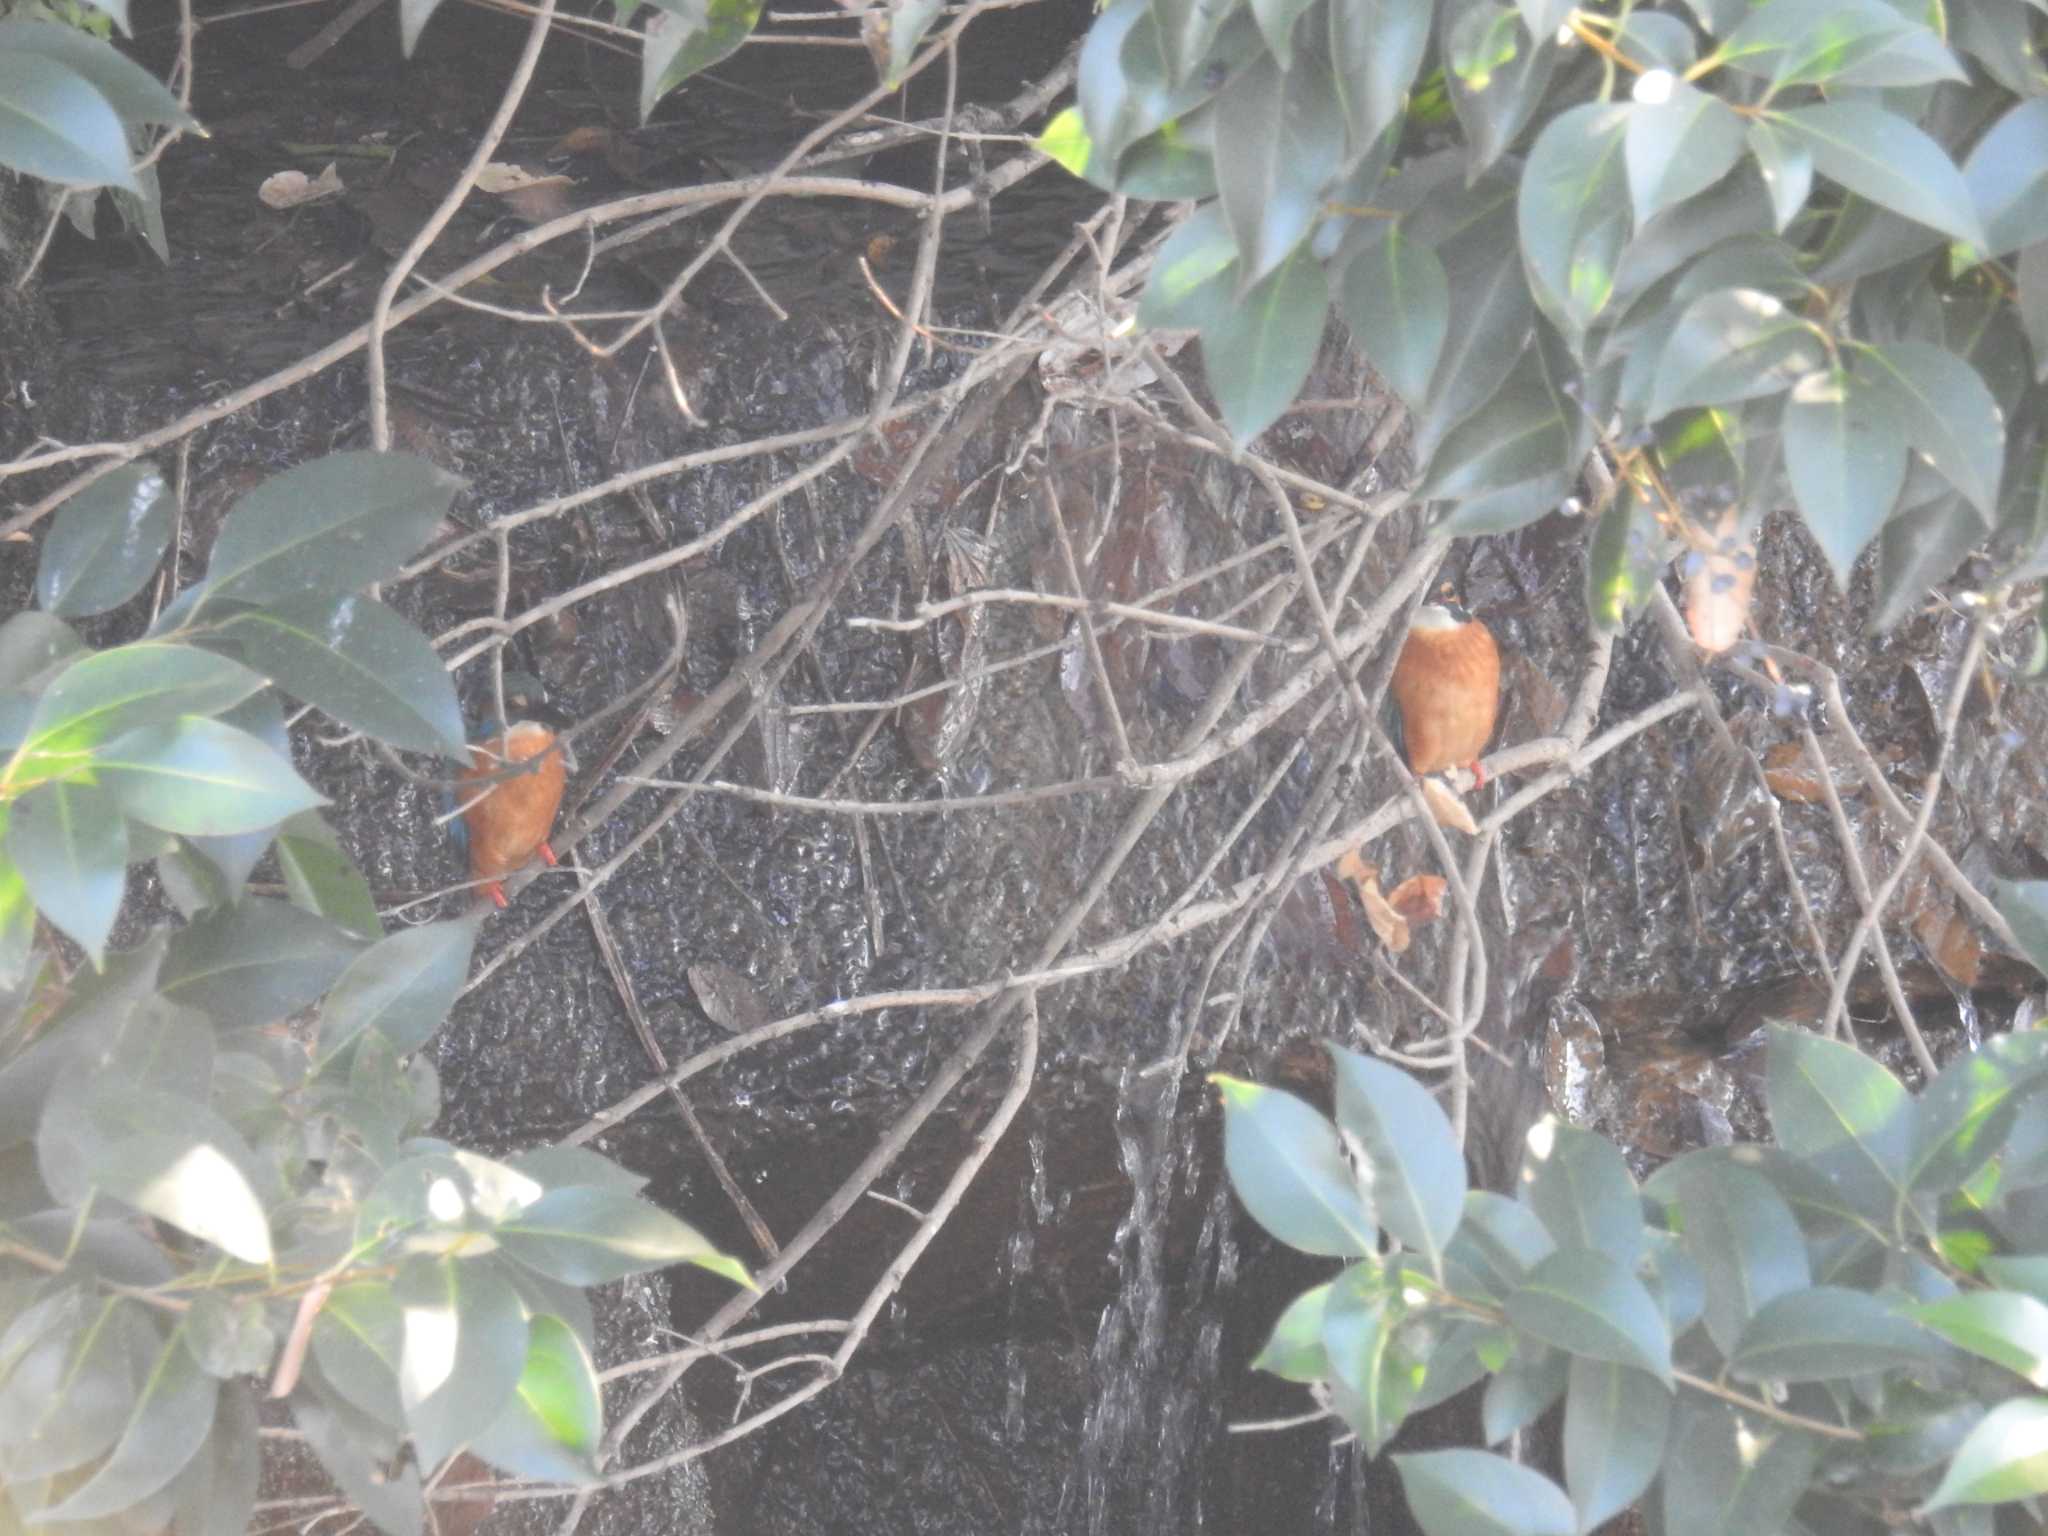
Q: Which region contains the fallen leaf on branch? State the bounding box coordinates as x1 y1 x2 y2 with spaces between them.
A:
1335 845 1376 897
1359 875 1410 954
1420 776 1479 835
474 162 576 221
690 961 771 1034
258 162 343 208
1760 741 1828 804
1388 874 1447 924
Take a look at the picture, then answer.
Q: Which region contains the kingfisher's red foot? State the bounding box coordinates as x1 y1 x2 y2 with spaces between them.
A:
538 840 559 867
484 882 510 909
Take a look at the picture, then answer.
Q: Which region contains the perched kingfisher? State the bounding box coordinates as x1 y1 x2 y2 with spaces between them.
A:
1390 588 1501 781
457 721 567 908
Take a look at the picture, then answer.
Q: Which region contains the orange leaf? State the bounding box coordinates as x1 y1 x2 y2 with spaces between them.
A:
1388 874 1447 924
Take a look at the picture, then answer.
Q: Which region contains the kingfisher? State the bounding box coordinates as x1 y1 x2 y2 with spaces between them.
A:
456 720 567 908
1390 587 1500 782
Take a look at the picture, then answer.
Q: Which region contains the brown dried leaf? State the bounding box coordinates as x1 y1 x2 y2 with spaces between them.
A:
689 961 771 1034
1335 845 1376 896
1359 876 1410 954
1760 741 1828 804
258 162 344 209
1913 905 1982 988
1420 776 1480 835
1388 874 1447 924
552 125 614 155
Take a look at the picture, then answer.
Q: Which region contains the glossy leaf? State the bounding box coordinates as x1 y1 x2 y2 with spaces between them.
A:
1764 1025 1913 1227
167 1380 258 1536
1910 1033 2048 1199
0 54 135 190
1911 1292 2048 1387
1626 79 1744 227
470 1313 603 1485
1137 203 1239 332
499 1184 754 1288
0 1292 150 1481
199 451 463 612
1321 1265 1414 1454
1247 0 1311 65
1211 1074 1377 1257
1921 1396 2048 1511
214 593 466 760
1213 50 1343 288
160 897 361 1029
1199 243 1328 446
275 809 382 939
182 1294 276 1380
93 714 323 837
395 1253 528 1474
1665 1155 1810 1355
1728 1285 1945 1382
1506 1247 1673 1384
638 0 764 122
1327 0 1431 154
38 1073 274 1263
0 846 33 990
1448 1189 1556 1300
1874 494 1985 636
33 460 173 618
0 611 84 695
1341 222 1449 408
1393 1448 1576 1536
1855 341 2006 523
1563 1357 1669 1531
1718 0 1962 91
1585 479 1675 631
504 1143 650 1197
294 1385 422 1536
1421 343 1574 513
1662 1396 1817 1536
1253 1282 1332 1382
1781 363 1908 588
1767 102 1986 250
19 643 265 764
1416 232 1536 463
1148 0 1234 86
1518 1119 1644 1265
315 913 481 1071
37 1319 215 1521
1517 102 1630 340
1648 288 1827 420
1443 0 1560 174
1481 1339 1568 1442
184 689 289 902
1330 1043 1465 1274
7 778 126 967
1961 98 2048 256
398 0 445 52
1745 119 1813 234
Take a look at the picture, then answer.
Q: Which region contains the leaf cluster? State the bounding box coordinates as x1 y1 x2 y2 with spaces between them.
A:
1220 989 2048 1535
1041 0 2048 633
0 452 751 1535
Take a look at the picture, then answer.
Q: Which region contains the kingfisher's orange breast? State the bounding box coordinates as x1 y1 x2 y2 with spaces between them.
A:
459 725 566 884
1391 621 1501 776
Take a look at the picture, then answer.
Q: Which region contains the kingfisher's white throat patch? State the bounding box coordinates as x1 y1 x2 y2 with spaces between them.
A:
1410 604 1460 632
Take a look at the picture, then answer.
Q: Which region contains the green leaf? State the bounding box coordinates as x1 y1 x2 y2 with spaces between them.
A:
315 914 481 1071
0 611 84 694
1625 80 1745 227
38 1074 275 1263
1416 217 1536 462
1506 1247 1673 1384
0 848 34 991
1920 1396 2048 1511
1517 102 1630 339
1340 223 1449 408
1036 104 1094 181
1518 1119 1644 1265
398 0 445 52
185 689 290 902
1327 0 1431 154
0 22 193 131
1910 1032 2048 1199
395 1253 528 1475
183 1293 277 1380
1766 102 1987 250
167 1380 258 1536
1911 1291 2048 1387
1718 0 1963 91
1662 1396 1817 1536
275 809 383 939
877 0 941 85
1137 203 1239 332
498 1185 754 1288
37 1318 215 1521
1745 119 1813 233
0 54 136 190
1252 1282 1332 1382
19 642 265 765
470 1313 602 1485
1481 1340 1569 1442
1781 363 1908 588
1212 50 1343 287
1443 0 1561 174
198 451 464 613
95 716 326 836
0 1292 152 1481
1199 243 1328 447
1247 0 1312 64
504 1143 650 1197
33 460 173 618
1873 494 1985 636
1211 1074 1377 1257
1728 1284 1946 1382
1764 1024 1913 1227
1960 99 2048 256
1420 343 1574 513
1665 1155 1810 1354
1563 1357 1669 1531
7 779 127 967
1447 1190 1555 1300
294 1385 421 1536
1392 1449 1576 1536
1321 1264 1415 1455
1855 341 2005 523
1145 0 1233 87
637 0 764 122
1585 479 1676 631
1329 1044 1466 1275
213 593 466 760
1648 288 1828 420
160 897 361 1030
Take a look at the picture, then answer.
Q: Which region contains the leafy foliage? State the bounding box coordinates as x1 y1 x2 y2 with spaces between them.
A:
1045 0 2048 630
0 452 750 1535
1219 1027 2048 1536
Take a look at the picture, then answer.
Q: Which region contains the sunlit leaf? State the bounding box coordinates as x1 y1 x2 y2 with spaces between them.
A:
638 0 764 122
1764 1025 1913 1227
1506 1247 1674 1384
395 1253 528 1475
1911 1291 2048 1387
1920 1396 2048 1511
470 1314 603 1485
1211 1074 1377 1257
7 778 127 967
19 642 265 765
1662 1395 1817 1536
1252 1282 1332 1382
95 715 325 836
34 460 173 618
1393 1448 1576 1536
1518 1119 1645 1265
497 1184 755 1288
1330 1043 1465 1275
1766 102 1986 250
1626 80 1744 227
